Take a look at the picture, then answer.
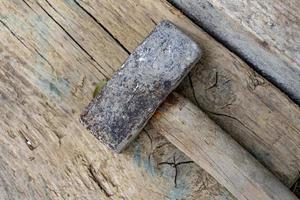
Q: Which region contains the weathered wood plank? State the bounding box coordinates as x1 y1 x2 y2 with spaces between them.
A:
169 0 300 104
75 0 300 186
152 93 298 200
1 0 299 199
0 0 234 199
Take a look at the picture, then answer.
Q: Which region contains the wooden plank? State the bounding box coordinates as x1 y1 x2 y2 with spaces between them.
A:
151 93 298 200
169 0 300 104
74 0 300 186
0 0 234 199
0 0 299 198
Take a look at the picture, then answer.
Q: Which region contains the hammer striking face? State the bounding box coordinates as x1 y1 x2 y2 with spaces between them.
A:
80 20 201 153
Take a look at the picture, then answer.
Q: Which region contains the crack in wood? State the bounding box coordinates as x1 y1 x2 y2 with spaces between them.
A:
35 1 110 79
0 19 56 73
188 72 200 107
18 130 37 151
73 0 131 55
0 20 29 49
158 154 193 187
21 0 35 12
188 71 260 140
87 164 112 198
149 16 158 26
206 71 218 90
44 0 64 18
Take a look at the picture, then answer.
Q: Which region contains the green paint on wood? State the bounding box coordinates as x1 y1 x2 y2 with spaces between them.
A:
93 80 107 98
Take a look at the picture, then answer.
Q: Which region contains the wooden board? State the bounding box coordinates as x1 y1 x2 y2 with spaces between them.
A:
169 0 300 104
0 0 234 199
152 93 298 200
0 0 299 198
74 0 300 186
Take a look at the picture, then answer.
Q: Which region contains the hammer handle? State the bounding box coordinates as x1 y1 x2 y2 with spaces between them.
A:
151 92 298 200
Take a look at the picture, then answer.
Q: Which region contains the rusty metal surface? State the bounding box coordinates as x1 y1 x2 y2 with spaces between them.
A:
80 20 201 152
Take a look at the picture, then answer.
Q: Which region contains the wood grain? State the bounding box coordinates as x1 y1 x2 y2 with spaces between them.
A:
0 0 299 198
169 0 300 104
0 0 234 199
75 0 300 186
151 93 298 200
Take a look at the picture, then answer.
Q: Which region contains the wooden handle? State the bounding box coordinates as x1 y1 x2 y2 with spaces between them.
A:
150 92 298 200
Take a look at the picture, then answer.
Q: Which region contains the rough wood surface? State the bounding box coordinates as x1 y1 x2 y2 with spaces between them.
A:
0 0 235 199
0 0 299 199
152 93 298 200
74 0 300 186
81 21 201 152
169 0 300 104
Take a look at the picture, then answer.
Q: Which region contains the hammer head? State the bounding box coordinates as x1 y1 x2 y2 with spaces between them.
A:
80 20 201 153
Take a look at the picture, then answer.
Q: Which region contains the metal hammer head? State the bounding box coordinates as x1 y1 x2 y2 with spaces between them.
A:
80 20 201 153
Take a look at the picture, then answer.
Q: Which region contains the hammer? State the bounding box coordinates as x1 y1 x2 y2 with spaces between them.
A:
80 21 297 200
